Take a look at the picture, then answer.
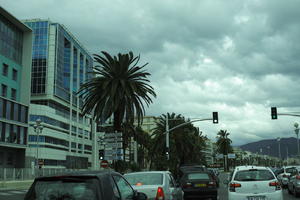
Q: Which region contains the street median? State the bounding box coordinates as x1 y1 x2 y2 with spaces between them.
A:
0 180 34 191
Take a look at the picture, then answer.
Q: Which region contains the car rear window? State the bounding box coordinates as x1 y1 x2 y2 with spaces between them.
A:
187 173 210 180
234 169 275 181
28 177 98 200
125 173 163 185
286 168 295 173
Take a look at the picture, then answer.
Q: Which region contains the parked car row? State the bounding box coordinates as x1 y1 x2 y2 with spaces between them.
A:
24 165 220 200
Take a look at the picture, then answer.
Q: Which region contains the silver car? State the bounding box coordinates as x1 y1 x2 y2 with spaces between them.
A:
287 167 300 197
124 171 183 200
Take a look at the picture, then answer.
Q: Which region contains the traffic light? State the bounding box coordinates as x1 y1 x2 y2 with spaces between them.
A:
166 147 170 160
99 150 104 160
271 107 277 120
212 112 218 124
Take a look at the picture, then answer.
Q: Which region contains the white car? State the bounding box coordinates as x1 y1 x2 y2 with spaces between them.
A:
124 171 183 200
227 166 283 200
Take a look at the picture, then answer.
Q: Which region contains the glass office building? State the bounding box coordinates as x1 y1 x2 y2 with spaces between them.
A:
0 7 33 168
23 19 93 169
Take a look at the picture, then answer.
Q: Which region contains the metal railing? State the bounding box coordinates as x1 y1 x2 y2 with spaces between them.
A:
0 168 86 181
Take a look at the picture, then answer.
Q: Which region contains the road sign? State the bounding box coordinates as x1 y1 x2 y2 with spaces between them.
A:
104 138 123 143
105 149 124 155
216 154 224 159
105 132 122 138
228 153 236 159
105 143 123 148
105 155 124 161
100 160 109 168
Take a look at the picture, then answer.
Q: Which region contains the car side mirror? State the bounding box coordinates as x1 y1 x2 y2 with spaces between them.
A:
134 191 147 200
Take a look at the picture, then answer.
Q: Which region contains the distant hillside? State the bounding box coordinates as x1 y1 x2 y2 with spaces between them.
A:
239 137 299 159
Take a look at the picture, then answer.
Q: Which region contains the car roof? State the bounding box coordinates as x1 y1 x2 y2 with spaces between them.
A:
124 171 170 175
35 169 119 180
234 166 270 171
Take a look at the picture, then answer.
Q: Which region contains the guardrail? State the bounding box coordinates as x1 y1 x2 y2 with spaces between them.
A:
0 168 86 181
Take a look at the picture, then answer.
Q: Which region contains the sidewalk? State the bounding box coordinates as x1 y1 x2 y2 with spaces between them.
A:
0 180 34 191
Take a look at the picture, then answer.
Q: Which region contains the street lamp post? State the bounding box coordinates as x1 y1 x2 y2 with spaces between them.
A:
294 122 299 158
277 137 281 165
33 119 43 169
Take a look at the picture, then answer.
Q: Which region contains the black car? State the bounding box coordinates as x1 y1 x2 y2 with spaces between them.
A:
24 170 147 200
180 171 218 200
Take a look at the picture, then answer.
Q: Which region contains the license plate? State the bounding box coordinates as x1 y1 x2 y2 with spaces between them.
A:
247 196 265 200
195 183 206 187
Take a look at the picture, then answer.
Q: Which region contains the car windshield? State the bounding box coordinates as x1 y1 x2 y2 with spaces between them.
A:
234 170 275 181
125 173 163 185
187 173 210 180
30 178 98 200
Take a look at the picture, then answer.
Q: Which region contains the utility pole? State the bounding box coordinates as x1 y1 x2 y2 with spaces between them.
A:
294 122 299 158
277 137 281 162
166 114 170 160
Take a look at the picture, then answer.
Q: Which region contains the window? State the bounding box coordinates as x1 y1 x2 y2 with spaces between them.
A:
187 173 210 180
6 152 14 165
11 88 16 100
2 63 8 76
234 170 275 181
1 84 7 97
113 175 134 200
12 69 17 81
125 173 163 185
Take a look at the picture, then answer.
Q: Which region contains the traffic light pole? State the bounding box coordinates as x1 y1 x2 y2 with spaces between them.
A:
165 117 214 160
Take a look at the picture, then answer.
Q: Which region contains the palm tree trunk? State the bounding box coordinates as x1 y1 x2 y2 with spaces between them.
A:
113 110 122 131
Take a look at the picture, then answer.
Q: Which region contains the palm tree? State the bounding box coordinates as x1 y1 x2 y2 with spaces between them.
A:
216 130 232 155
216 130 232 171
150 113 207 176
78 51 156 131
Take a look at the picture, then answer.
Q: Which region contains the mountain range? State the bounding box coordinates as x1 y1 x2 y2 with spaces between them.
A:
239 137 300 159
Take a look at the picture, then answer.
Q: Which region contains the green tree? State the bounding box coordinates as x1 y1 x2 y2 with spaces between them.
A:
150 113 207 177
216 130 233 171
78 51 156 131
216 130 232 155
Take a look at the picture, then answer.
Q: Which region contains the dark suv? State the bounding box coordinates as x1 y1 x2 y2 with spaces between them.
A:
24 170 147 200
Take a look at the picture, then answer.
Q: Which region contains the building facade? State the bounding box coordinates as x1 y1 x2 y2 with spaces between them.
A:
23 19 94 169
0 7 33 168
134 116 158 135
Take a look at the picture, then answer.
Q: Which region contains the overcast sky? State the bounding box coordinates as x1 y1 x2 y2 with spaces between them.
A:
2 0 300 146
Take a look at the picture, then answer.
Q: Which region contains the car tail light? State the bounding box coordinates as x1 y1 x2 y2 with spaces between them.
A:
183 182 192 188
296 175 300 180
269 181 281 190
208 181 216 187
229 182 241 192
155 187 165 200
